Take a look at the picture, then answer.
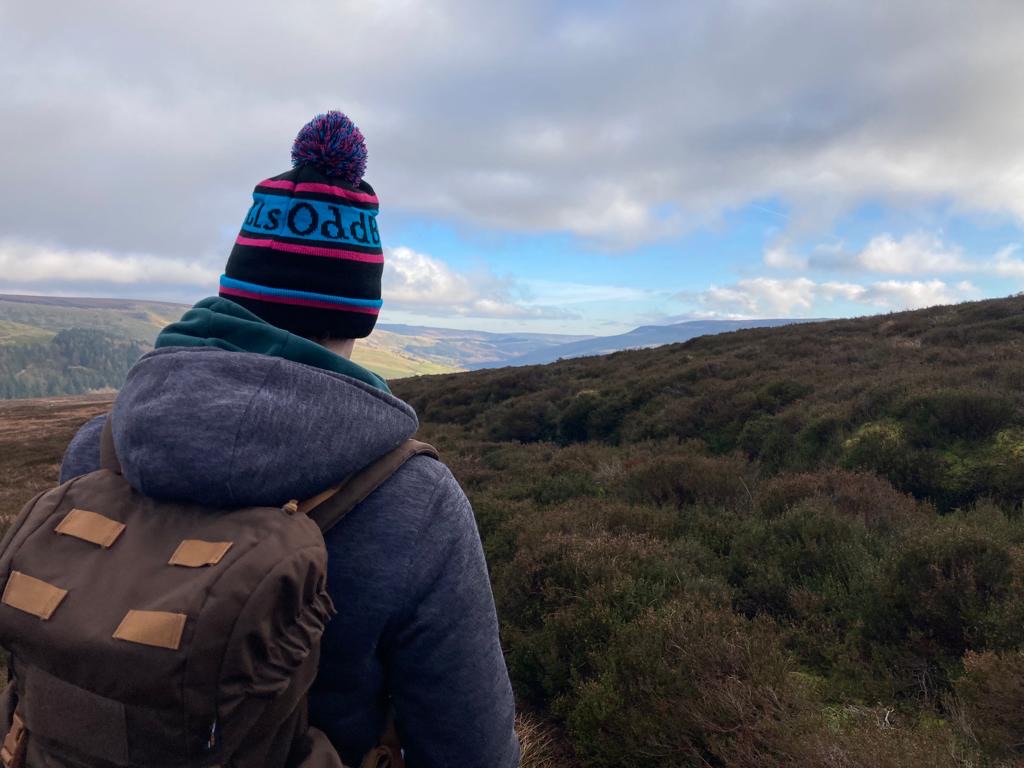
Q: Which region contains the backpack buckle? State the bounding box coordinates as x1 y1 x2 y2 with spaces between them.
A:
1 711 27 768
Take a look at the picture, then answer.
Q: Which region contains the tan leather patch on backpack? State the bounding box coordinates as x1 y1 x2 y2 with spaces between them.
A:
113 610 188 651
54 508 125 548
1 572 67 621
168 540 232 568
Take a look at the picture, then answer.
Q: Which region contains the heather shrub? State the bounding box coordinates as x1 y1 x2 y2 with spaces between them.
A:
861 515 1024 695
755 379 814 412
986 427 1024 505
497 531 722 705
810 706 968 768
756 469 929 530
565 600 817 768
900 389 1016 443
488 394 559 442
728 498 873 619
557 391 627 444
622 452 752 508
469 494 529 563
738 413 793 470
515 497 683 541
791 413 846 468
520 470 599 506
954 650 1024 758
333 296 1024 764
840 420 913 482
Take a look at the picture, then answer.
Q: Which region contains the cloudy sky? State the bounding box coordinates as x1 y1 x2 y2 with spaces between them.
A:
3 1 1024 334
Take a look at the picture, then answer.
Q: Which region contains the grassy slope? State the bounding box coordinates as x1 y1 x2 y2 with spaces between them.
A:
0 319 53 346
0 295 186 342
390 295 1024 767
355 328 463 378
6 297 1024 765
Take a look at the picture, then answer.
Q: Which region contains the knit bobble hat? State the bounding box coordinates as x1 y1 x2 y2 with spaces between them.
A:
220 111 383 339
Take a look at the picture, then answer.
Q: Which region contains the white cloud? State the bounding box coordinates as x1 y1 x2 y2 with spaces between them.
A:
860 279 978 308
383 246 566 319
991 245 1024 276
0 239 218 286
854 233 970 274
765 233 1024 278
4 1 1024 250
763 245 808 269
763 232 971 274
518 279 656 305
700 278 817 316
691 276 978 317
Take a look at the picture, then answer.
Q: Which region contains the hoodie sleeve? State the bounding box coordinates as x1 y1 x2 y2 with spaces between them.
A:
59 413 107 483
384 470 520 768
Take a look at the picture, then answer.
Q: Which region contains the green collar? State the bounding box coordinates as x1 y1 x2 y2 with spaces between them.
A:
155 297 390 393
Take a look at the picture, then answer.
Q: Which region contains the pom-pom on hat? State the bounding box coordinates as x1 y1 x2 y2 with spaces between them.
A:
291 111 368 185
220 111 383 340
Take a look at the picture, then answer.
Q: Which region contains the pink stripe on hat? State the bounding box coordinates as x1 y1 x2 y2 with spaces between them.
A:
294 182 379 205
256 179 296 190
255 179 378 206
235 235 384 263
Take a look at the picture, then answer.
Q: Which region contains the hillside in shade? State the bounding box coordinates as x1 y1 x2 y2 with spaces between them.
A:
485 317 809 367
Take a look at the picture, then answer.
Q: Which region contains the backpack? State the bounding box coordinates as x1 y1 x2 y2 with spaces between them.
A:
0 418 438 768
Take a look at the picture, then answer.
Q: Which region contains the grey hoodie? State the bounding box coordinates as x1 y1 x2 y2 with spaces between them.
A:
60 345 520 768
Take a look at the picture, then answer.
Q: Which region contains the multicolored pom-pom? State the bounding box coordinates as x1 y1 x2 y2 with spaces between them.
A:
291 111 367 185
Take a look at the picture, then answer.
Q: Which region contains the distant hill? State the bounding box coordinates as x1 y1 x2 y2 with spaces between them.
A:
376 323 591 368
0 296 186 399
486 318 808 367
0 293 809 397
0 294 588 396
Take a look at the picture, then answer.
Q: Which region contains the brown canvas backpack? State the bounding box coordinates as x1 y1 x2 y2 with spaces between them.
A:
0 419 437 768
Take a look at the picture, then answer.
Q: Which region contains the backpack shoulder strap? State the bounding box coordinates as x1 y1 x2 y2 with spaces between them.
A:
304 440 440 534
99 416 122 475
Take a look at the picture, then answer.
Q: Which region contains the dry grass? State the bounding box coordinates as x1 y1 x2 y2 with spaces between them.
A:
516 712 571 768
0 394 111 531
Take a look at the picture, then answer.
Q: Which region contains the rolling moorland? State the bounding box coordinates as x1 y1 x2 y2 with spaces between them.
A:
3 296 1024 764
0 293 586 394
0 294 462 392
0 293 805 398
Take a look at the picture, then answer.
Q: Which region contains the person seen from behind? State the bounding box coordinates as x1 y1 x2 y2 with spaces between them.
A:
58 112 521 768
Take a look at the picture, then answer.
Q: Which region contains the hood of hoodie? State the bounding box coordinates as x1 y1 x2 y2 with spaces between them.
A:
109 305 419 508
155 296 391 393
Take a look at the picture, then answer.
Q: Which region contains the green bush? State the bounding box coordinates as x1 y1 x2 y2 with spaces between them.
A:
728 498 873 619
622 452 751 508
755 379 814 412
566 601 816 768
954 650 1024 758
840 420 913 480
900 389 1016 443
861 515 1024 694
497 532 718 705
755 469 929 530
488 394 559 442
